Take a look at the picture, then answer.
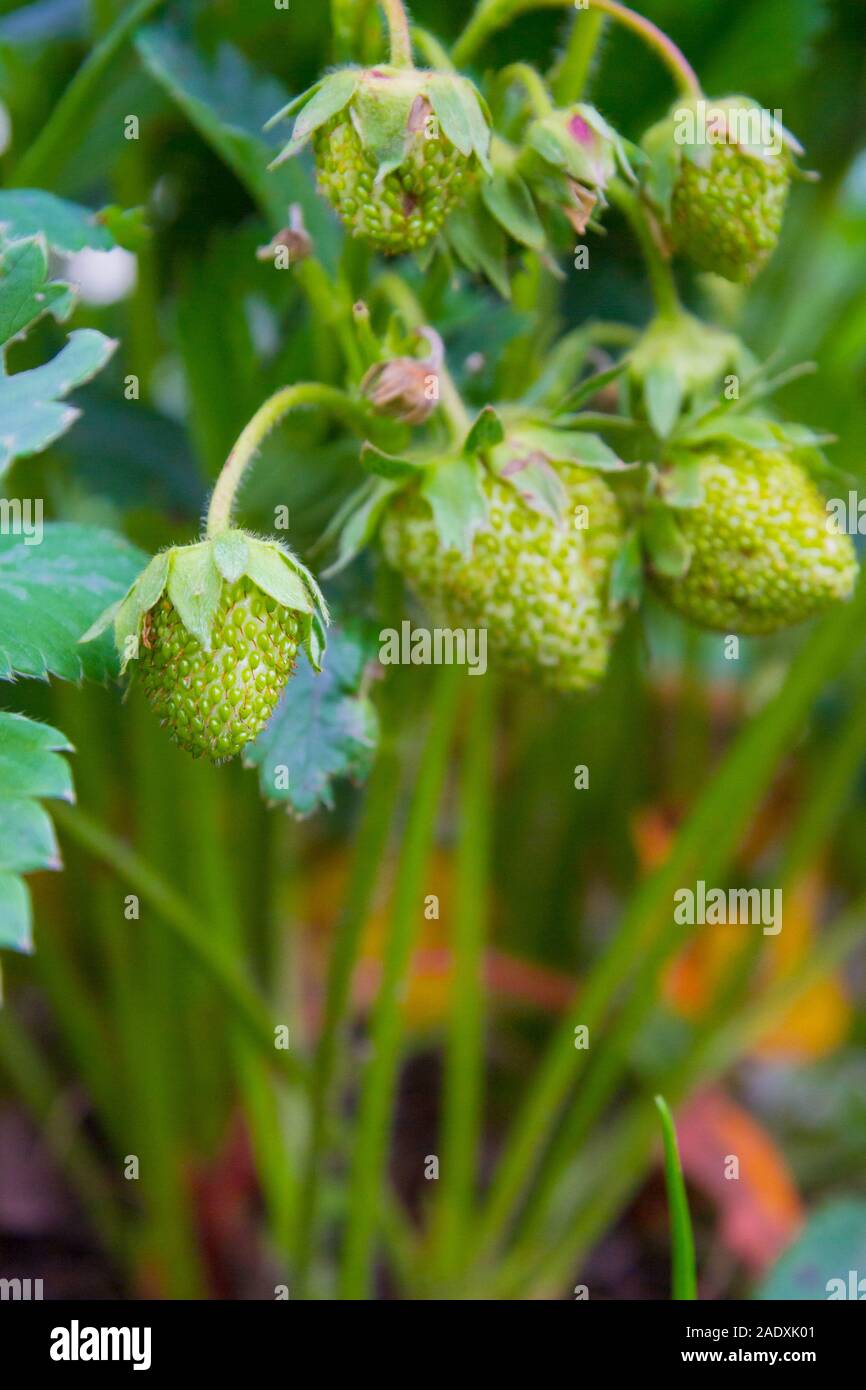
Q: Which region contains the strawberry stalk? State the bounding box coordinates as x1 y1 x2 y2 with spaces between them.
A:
205 384 372 539
454 0 701 100
380 0 414 68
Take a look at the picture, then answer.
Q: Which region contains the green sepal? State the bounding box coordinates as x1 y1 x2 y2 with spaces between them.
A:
464 405 505 454
526 104 632 189
243 538 315 615
304 611 328 673
660 452 705 509
421 453 488 556
360 441 427 481
212 528 250 583
630 311 744 437
557 360 628 413
445 196 510 299
643 503 693 579
503 422 624 472
488 438 568 522
610 529 645 608
167 543 222 650
480 170 545 249
351 73 418 179
102 549 170 673
643 365 684 440
427 73 492 173
263 77 325 132
321 477 400 577
271 69 358 164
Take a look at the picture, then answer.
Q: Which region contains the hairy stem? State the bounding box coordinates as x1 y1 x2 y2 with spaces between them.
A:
205 384 371 538
609 181 680 318
454 0 700 100
380 0 414 68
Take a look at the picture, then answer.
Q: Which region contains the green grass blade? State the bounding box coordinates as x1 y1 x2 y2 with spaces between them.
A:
654 1094 697 1300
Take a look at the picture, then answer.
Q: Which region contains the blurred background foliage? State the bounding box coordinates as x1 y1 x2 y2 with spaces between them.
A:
0 0 865 1300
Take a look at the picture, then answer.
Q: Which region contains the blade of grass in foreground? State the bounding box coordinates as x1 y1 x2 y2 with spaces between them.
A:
490 889 866 1298
655 1095 697 1300
430 677 495 1288
339 665 463 1299
468 576 866 1269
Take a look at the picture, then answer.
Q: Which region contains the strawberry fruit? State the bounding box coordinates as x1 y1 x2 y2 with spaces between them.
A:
268 66 491 255
82 530 328 761
381 466 624 692
650 445 858 634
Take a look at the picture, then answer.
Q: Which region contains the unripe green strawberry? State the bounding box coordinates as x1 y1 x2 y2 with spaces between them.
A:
381 468 624 692
643 97 803 283
138 580 301 760
650 446 858 634
268 66 491 255
81 530 328 762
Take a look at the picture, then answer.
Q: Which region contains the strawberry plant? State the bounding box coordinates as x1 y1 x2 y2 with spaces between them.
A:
1 0 865 1307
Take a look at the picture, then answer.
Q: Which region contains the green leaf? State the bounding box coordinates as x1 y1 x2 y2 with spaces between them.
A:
135 24 334 252
0 327 117 478
422 455 488 555
756 1201 866 1300
0 190 118 254
0 236 74 347
0 712 74 953
643 503 693 579
0 524 147 682
244 622 379 818
166 543 222 650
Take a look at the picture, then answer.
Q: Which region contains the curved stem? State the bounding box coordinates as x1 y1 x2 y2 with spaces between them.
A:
454 0 700 101
380 0 414 68
609 180 680 319
205 384 371 538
